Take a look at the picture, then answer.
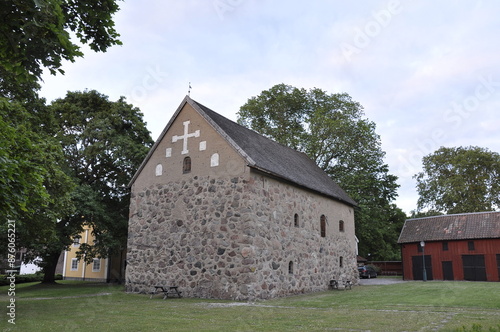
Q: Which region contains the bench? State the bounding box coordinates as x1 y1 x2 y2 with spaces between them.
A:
329 279 352 290
150 285 182 299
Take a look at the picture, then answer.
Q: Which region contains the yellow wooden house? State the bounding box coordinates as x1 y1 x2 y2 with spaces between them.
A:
62 225 125 282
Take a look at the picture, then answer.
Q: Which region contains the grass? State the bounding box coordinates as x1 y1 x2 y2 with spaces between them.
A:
1 279 499 331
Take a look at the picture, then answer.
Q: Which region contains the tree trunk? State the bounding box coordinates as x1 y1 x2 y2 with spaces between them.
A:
41 250 61 284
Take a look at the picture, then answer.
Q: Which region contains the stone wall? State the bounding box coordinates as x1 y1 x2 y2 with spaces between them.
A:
126 170 358 300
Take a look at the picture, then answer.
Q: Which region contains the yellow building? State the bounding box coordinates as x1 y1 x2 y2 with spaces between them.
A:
62 225 125 282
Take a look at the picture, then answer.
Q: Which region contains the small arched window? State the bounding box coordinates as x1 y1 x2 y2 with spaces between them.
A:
294 213 299 227
288 261 294 274
320 215 326 237
183 156 191 173
339 220 345 232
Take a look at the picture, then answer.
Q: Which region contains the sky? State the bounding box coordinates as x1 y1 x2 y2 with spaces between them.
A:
39 0 500 214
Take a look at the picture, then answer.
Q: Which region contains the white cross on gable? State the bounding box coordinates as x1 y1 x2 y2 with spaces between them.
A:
172 120 200 155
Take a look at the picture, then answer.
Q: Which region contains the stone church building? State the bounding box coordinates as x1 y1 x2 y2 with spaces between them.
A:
126 96 358 300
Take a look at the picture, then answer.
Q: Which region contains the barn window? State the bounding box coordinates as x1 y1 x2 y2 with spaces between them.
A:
288 261 294 274
339 220 345 232
183 156 191 173
320 215 326 237
417 242 423 252
294 214 299 227
442 242 449 251
468 241 475 251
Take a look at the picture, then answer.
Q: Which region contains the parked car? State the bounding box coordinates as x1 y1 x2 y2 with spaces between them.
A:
358 265 377 278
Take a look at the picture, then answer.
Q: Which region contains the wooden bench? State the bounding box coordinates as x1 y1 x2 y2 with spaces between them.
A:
329 279 353 290
150 285 182 299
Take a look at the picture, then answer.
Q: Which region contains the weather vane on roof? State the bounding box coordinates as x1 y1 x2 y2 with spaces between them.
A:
188 82 192 96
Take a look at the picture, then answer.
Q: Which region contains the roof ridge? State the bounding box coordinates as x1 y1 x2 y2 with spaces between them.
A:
407 210 499 221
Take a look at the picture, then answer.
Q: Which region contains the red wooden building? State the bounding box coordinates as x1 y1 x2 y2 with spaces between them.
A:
398 211 500 281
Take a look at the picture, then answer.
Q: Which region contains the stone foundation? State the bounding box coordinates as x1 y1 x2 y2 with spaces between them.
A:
126 171 358 300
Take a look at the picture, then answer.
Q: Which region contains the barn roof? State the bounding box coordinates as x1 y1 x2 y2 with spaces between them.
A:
129 96 357 207
398 211 500 244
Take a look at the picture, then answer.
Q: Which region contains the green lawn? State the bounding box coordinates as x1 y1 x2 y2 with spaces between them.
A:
1 279 499 331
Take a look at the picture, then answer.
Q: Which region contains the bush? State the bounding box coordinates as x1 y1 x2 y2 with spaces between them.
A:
0 273 63 286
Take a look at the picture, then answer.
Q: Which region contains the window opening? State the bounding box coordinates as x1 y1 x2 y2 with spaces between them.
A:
183 156 191 173
71 258 79 271
320 215 326 237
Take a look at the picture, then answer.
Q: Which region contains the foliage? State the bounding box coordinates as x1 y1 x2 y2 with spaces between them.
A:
238 84 405 259
0 98 75 262
0 0 122 99
415 146 500 214
0 273 62 286
43 90 153 273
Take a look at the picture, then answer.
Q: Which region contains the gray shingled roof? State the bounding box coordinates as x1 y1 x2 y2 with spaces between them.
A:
192 99 357 207
398 211 500 244
129 96 356 207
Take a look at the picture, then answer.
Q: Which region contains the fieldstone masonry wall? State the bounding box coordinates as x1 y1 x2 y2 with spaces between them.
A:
126 171 358 300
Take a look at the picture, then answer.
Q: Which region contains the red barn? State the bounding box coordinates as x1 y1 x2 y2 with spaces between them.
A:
398 211 500 281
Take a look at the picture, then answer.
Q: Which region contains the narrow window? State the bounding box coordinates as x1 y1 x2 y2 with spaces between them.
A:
442 242 448 251
320 215 326 238
468 241 475 251
417 242 423 253
339 220 345 232
73 236 81 247
92 258 101 272
71 258 79 271
294 213 299 227
288 261 294 274
339 256 343 268
183 156 191 173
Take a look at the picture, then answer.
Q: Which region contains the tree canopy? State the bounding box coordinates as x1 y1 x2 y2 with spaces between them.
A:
33 90 153 282
0 0 122 99
415 146 500 215
238 84 405 260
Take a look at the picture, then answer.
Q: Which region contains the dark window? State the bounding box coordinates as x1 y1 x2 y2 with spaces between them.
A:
288 261 294 274
339 220 345 232
339 256 343 268
183 156 191 173
320 215 326 237
417 243 423 253
294 214 299 227
468 241 475 251
442 242 449 251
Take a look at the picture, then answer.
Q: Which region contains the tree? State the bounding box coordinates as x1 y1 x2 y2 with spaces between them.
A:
31 90 153 283
415 146 500 215
0 99 75 272
0 0 121 99
238 84 405 260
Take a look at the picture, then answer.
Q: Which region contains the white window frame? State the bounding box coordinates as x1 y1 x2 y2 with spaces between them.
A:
92 258 101 272
71 258 79 271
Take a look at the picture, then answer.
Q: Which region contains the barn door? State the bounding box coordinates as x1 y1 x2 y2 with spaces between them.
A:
442 261 454 280
462 255 486 281
411 255 433 280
